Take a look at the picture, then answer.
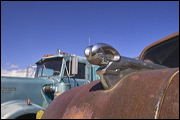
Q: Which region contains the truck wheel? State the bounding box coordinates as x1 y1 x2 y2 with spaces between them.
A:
15 114 36 119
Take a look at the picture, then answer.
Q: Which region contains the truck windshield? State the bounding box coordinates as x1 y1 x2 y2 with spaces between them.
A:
35 58 62 77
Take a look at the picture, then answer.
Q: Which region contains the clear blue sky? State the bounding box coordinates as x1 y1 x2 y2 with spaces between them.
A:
1 1 179 71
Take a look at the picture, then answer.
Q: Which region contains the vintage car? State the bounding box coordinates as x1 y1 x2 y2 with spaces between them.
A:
41 32 179 119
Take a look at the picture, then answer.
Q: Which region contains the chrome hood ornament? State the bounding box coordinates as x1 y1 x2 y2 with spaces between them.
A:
85 43 168 90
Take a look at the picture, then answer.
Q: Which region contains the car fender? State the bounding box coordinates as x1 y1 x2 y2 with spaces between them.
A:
1 100 44 119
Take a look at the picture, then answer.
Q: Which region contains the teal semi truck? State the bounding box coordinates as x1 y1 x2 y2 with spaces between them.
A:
1 50 99 119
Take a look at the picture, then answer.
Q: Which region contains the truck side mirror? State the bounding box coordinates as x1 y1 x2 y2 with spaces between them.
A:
71 56 78 75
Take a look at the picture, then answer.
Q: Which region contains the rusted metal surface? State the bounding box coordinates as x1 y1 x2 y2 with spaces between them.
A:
139 32 179 61
158 70 179 119
42 68 179 119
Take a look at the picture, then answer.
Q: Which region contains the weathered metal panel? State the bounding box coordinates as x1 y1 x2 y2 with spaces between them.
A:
42 68 179 119
158 71 179 119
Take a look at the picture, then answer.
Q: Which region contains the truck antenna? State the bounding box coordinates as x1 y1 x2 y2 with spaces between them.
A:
88 37 91 46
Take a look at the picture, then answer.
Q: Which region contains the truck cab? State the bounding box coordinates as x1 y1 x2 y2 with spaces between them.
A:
1 50 99 119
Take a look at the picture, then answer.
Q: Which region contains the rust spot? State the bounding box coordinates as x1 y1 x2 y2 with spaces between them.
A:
62 104 93 119
173 102 178 111
149 94 155 98
162 69 169 73
131 75 140 80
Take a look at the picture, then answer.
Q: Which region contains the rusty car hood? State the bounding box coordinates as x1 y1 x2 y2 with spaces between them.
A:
42 68 179 119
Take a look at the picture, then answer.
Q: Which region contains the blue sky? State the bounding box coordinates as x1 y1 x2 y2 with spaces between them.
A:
1 1 179 74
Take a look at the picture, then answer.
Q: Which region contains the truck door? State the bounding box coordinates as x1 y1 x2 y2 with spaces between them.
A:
63 61 87 87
